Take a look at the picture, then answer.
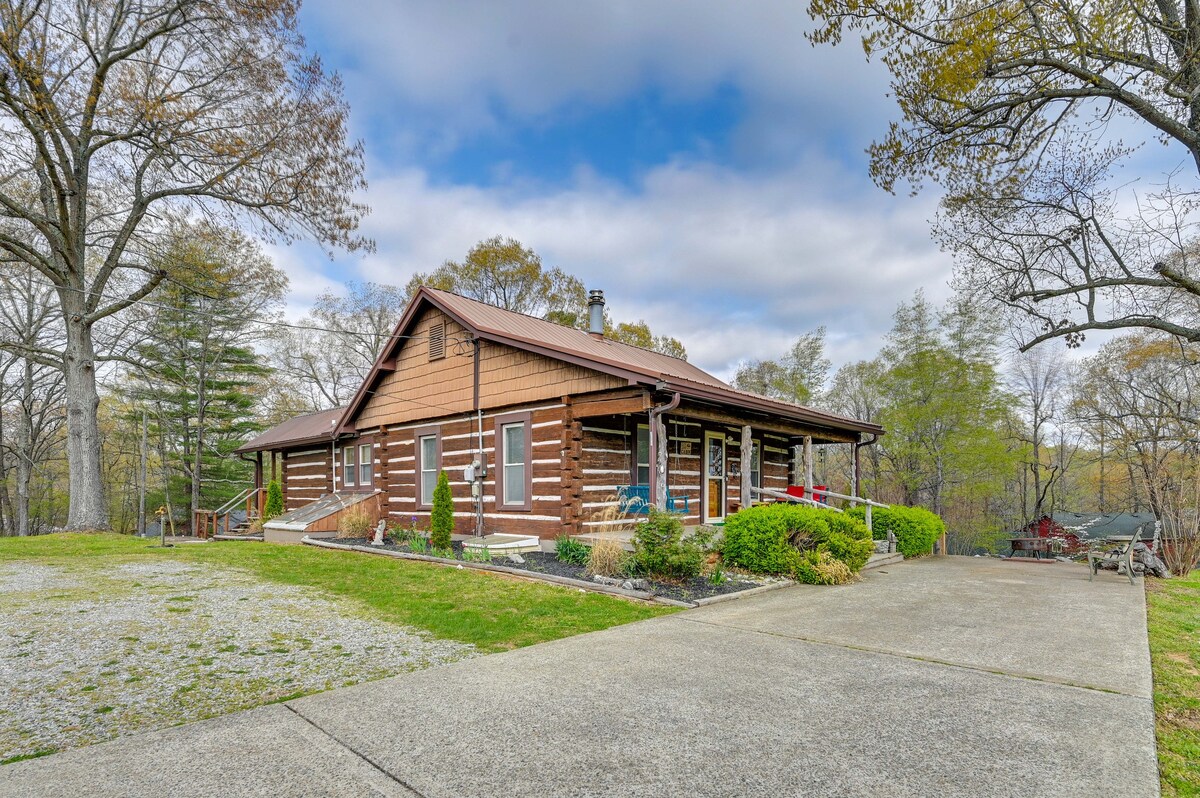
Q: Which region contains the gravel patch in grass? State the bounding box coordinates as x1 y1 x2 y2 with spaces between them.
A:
0 560 474 761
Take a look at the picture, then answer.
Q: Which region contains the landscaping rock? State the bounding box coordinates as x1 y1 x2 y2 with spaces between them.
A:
592 575 621 586
622 579 650 591
506 553 525 565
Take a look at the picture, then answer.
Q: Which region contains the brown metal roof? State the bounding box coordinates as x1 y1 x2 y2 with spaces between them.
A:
334 287 882 438
427 289 881 435
430 289 730 389
236 407 344 454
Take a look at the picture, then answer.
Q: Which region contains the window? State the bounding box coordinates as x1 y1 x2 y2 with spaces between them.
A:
358 443 373 487
502 424 526 505
494 412 531 510
418 433 439 507
342 445 356 487
750 441 762 490
635 425 651 485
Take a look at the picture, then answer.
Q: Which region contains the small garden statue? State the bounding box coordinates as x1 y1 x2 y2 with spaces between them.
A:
371 519 386 547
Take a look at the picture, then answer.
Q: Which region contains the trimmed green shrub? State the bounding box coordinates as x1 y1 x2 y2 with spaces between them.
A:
632 509 704 580
430 471 454 550
555 535 590 566
846 505 945 558
263 480 283 521
722 503 873 577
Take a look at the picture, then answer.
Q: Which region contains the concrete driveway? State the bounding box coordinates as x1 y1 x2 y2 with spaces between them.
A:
1 557 1158 798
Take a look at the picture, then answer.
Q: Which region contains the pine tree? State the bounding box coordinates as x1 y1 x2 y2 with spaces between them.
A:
430 471 454 550
124 224 287 527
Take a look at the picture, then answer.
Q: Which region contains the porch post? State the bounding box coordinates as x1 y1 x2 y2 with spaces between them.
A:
740 425 752 510
803 435 814 499
852 440 861 499
255 452 264 517
653 413 669 510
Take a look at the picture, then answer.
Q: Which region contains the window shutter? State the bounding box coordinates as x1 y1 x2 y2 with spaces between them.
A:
429 319 445 361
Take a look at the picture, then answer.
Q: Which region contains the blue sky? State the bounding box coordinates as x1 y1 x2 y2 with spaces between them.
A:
278 0 955 377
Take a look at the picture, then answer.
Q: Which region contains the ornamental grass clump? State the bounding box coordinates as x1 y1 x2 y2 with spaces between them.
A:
555 535 590 566
430 471 454 550
336 506 373 539
586 537 628 578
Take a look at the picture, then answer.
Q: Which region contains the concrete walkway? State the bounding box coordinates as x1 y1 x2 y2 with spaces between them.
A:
1 557 1158 798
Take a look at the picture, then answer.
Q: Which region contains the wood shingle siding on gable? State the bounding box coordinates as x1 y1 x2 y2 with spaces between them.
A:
356 307 625 429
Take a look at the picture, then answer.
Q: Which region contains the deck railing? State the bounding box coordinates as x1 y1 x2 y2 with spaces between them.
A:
751 486 888 532
193 487 265 539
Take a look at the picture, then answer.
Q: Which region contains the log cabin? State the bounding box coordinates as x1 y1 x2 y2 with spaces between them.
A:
234 286 884 544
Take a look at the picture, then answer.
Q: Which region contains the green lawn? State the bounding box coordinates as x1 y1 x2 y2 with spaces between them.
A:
0 533 673 653
1146 570 1200 798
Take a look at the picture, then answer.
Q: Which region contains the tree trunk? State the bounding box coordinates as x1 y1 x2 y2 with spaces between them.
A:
0 393 10 536
192 350 208 526
15 355 33 536
61 295 109 530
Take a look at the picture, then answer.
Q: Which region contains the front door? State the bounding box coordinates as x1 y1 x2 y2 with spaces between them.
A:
704 431 726 522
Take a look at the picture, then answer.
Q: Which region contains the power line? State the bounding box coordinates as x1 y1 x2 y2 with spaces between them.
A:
9 278 475 347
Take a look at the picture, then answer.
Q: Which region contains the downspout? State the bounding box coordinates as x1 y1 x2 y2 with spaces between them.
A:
853 432 879 500
473 336 484 537
647 391 681 508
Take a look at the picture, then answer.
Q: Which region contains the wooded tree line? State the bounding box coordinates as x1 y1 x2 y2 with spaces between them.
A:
0 230 684 535
0 0 1196 563
736 297 1200 556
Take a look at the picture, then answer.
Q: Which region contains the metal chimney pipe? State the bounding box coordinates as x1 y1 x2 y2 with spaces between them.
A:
587 289 605 336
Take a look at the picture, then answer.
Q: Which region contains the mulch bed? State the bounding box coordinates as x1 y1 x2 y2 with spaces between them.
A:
324 537 775 603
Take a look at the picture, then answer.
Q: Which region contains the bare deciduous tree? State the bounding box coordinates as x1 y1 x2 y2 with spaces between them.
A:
271 282 409 412
0 0 369 529
0 266 65 535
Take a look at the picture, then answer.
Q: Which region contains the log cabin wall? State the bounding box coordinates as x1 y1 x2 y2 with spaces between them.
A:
576 413 794 530
378 402 570 538
280 446 334 511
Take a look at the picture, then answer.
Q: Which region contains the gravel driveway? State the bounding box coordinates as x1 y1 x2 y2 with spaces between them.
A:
0 559 474 761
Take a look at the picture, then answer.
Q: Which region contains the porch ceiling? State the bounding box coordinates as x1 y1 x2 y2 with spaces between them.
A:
668 399 863 444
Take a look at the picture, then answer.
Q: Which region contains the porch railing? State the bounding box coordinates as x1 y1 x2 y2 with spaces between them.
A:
193 487 265 539
751 486 888 533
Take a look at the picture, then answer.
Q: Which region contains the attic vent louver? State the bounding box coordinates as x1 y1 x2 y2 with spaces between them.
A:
428 319 446 361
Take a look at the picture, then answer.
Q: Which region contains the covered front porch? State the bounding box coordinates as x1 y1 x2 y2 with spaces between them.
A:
563 389 882 539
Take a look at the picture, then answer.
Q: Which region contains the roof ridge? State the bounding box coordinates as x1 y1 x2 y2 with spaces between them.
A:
423 286 692 364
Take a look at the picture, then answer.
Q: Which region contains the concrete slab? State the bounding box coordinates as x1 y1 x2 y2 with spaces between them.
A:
0 704 416 798
0 556 1159 798
688 556 1152 697
462 533 541 553
289 614 1157 798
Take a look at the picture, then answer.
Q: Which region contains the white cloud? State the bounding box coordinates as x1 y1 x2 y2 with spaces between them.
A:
278 156 953 379
302 0 895 148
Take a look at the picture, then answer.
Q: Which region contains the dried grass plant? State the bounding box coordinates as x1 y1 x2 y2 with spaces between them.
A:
582 493 639 577
336 506 374 539
587 537 627 577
